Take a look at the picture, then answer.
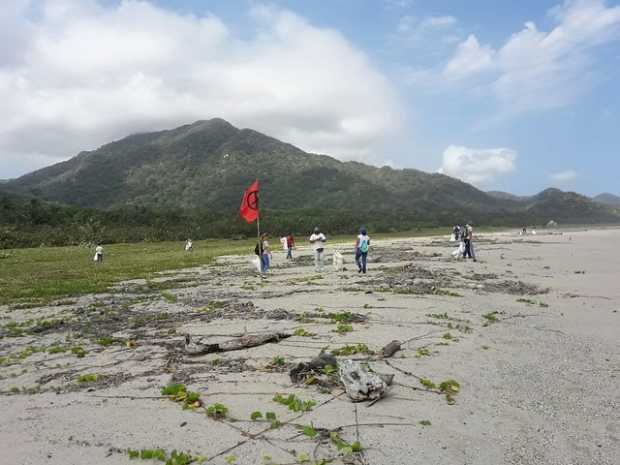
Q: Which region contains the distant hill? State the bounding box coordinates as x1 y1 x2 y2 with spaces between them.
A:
487 191 531 202
593 193 620 208
5 119 619 225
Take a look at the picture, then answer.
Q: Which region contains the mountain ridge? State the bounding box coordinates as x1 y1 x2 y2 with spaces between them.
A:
5 118 619 225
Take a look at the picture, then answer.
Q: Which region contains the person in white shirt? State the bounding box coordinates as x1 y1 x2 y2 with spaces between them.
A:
94 244 104 264
355 227 370 274
185 239 193 252
309 226 327 272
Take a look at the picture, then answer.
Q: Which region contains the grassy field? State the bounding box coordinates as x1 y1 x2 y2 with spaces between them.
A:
0 226 511 306
0 239 254 305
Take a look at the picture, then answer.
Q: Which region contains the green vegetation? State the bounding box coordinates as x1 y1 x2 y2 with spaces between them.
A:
270 356 285 367
330 432 363 456
333 323 354 334
97 336 119 347
420 378 436 390
415 347 432 358
419 420 432 426
160 291 178 304
127 449 198 465
331 344 374 356
77 374 99 383
482 312 499 326
327 311 359 324
439 379 461 405
70 346 87 358
293 327 315 337
250 410 280 428
0 239 253 305
161 383 202 410
206 403 228 419
273 393 316 412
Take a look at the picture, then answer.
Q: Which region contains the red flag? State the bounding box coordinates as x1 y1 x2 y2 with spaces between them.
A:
240 179 259 223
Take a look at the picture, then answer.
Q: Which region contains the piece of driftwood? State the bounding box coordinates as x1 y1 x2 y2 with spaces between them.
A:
379 340 402 358
339 359 388 402
290 351 337 384
184 332 291 355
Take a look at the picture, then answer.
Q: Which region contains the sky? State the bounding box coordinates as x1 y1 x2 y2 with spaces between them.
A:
1 0 619 196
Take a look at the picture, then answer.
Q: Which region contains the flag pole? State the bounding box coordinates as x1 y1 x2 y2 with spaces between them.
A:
256 181 261 245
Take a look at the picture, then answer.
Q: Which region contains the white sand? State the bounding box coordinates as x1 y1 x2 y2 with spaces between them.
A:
0 228 618 464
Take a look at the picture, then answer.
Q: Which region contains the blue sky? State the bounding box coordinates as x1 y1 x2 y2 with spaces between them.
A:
1 0 619 196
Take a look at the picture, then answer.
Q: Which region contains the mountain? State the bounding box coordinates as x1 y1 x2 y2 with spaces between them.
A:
487 191 531 202
593 193 620 208
5 118 619 224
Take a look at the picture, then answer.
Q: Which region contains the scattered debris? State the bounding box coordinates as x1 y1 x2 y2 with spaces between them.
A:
184 332 291 355
339 359 389 402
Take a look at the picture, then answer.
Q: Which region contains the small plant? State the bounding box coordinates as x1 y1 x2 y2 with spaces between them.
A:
330 432 362 456
302 424 318 438
270 356 285 367
328 311 358 323
161 291 178 303
97 336 118 346
161 383 202 410
331 344 373 356
420 378 436 389
439 379 461 405
77 374 99 383
47 345 67 354
127 449 195 464
442 332 453 340
481 345 490 350
297 452 311 463
264 411 281 428
225 455 237 464
71 346 87 358
419 420 432 426
250 411 263 421
273 393 316 412
322 364 337 375
293 327 314 337
482 312 498 326
426 312 450 320
206 402 228 419
333 323 353 334
415 347 431 358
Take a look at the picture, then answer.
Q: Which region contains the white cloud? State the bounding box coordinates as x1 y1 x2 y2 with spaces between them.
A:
550 169 578 183
394 14 459 51
420 0 620 114
438 145 517 186
443 34 495 80
0 0 403 177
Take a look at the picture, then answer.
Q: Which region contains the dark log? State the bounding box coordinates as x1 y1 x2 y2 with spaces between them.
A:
184 332 291 355
380 340 402 358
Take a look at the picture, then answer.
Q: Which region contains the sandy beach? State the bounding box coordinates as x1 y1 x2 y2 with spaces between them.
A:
0 228 618 465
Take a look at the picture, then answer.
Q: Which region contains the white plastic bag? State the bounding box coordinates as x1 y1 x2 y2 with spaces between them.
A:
251 256 262 273
332 251 344 271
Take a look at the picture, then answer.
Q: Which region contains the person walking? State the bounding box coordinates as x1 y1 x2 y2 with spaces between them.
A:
259 233 272 275
309 227 327 272
185 238 193 252
286 233 295 259
355 227 370 274
462 223 477 262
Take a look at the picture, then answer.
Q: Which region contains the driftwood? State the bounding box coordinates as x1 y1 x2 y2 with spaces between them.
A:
379 340 402 358
290 352 337 384
184 332 291 355
339 359 389 402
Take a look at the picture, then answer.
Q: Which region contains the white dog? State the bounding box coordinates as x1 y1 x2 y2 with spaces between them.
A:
332 251 344 272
